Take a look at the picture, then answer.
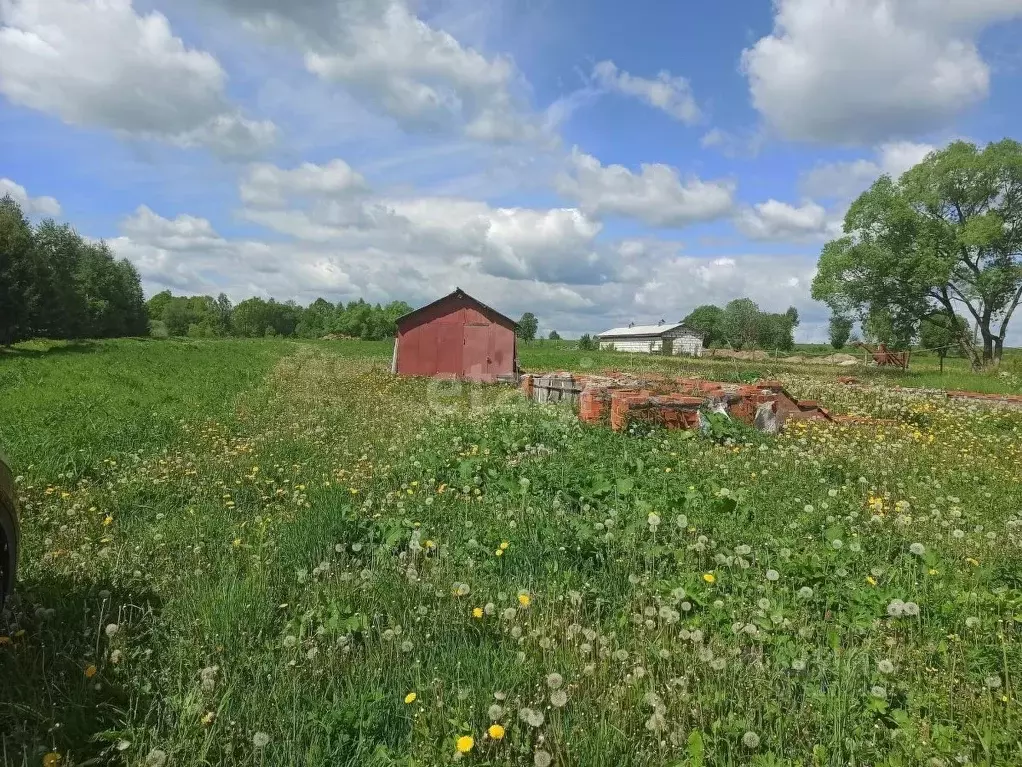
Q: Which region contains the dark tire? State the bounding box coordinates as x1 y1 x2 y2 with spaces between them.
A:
0 454 18 609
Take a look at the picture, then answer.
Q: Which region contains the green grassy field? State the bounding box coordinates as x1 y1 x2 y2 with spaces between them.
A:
2 339 1021 767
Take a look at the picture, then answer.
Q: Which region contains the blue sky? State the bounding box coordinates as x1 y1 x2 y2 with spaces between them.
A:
2 0 1022 341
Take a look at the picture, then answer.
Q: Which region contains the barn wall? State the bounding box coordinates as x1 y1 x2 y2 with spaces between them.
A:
600 337 662 354
396 295 516 382
670 332 703 357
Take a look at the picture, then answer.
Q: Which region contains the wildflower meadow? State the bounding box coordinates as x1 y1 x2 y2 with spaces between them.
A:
1 338 1020 767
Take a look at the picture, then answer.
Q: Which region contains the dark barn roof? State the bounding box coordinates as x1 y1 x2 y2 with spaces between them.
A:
395 288 518 329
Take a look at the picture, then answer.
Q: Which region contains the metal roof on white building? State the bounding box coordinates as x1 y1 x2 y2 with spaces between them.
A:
597 323 698 338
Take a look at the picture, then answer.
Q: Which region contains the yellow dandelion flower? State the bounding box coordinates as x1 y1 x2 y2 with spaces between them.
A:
488 724 505 740
928 568 939 575
967 558 980 567
102 515 113 527
42 753 61 767
472 607 484 619
201 711 216 725
404 692 417 704
702 573 716 584
232 538 242 548
866 576 877 586
517 592 531 607
456 735 474 753
495 549 503 556
499 542 509 551
84 664 97 679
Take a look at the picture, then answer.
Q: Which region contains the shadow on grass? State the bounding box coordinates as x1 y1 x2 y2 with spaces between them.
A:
0 341 102 360
0 573 162 766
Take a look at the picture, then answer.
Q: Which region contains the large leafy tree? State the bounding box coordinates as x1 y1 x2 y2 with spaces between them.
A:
920 313 970 373
828 315 853 349
516 312 538 342
718 298 761 349
813 139 1022 366
682 304 724 347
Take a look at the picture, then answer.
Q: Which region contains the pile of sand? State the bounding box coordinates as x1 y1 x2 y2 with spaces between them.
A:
706 349 860 366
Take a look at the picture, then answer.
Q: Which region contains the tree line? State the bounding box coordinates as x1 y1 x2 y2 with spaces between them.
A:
681 299 800 351
146 292 414 340
0 195 148 345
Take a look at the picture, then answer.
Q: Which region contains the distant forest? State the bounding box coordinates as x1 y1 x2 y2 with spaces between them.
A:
146 292 413 341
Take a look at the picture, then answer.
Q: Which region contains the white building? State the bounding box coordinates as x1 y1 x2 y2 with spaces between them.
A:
596 322 704 357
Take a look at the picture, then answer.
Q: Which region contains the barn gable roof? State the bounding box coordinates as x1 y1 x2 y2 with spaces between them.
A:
597 323 704 339
395 288 517 329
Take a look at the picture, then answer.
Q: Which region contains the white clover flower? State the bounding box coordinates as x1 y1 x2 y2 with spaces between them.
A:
742 731 761 749
766 569 780 582
909 542 926 556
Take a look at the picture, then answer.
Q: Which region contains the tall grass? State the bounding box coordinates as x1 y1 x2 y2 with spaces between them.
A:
1 339 1020 766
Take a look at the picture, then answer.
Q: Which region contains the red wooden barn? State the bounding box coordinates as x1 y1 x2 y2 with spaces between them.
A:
392 288 518 383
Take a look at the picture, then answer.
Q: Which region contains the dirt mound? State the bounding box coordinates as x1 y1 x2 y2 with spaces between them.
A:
711 350 861 366
704 349 771 361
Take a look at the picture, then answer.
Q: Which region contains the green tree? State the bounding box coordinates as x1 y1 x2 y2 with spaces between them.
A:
548 330 562 340
757 310 797 351
920 313 970 373
718 298 761 349
578 333 597 351
517 312 538 342
681 305 723 348
812 139 1022 367
828 315 853 349
0 196 37 345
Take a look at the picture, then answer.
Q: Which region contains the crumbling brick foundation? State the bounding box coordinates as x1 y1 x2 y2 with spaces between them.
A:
521 371 832 433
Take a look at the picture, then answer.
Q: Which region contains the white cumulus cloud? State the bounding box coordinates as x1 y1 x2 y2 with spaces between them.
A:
592 60 701 124
800 141 937 200
735 199 842 242
741 0 1022 144
0 0 276 156
207 0 547 144
0 178 61 216
556 148 734 228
